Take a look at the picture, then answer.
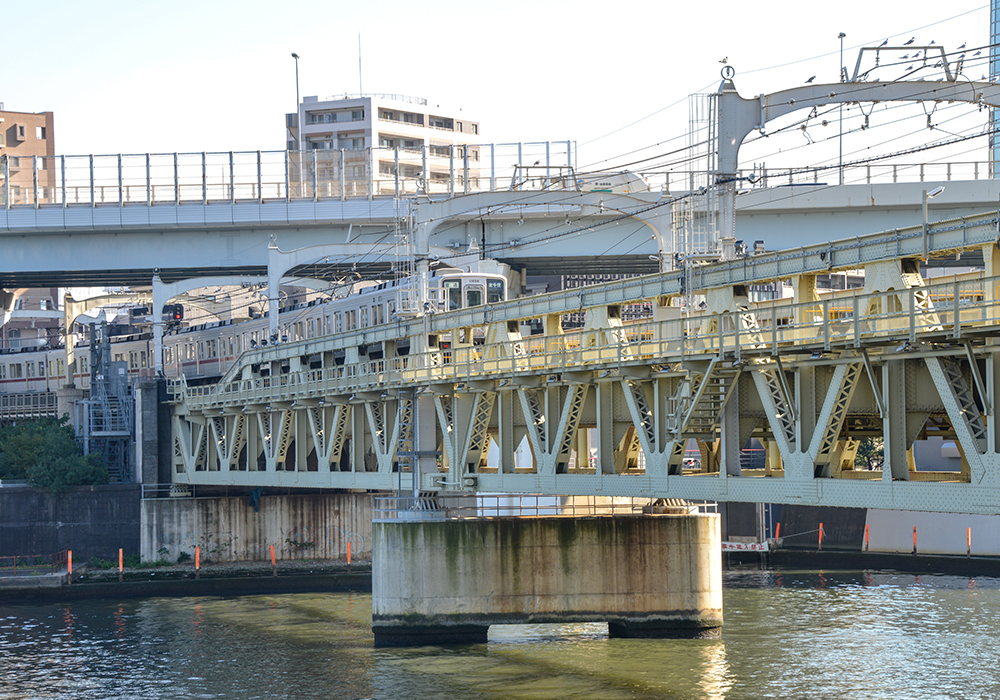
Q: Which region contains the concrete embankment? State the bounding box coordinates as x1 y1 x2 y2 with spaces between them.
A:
0 560 372 604
726 548 1000 577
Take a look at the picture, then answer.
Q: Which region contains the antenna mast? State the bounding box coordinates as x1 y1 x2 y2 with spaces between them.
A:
358 33 363 94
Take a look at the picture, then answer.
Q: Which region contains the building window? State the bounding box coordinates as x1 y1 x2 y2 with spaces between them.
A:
472 124 478 135
352 110 364 121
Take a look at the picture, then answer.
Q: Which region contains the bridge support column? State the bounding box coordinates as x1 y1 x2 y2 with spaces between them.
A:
56 385 84 424
372 513 722 646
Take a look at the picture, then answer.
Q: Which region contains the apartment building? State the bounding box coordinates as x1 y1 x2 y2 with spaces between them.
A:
286 94 480 194
0 107 55 205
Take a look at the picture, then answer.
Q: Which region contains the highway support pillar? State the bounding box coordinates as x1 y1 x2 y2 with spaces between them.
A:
372 512 722 646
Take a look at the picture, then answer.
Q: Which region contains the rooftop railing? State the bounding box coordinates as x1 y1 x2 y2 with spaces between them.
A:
0 141 574 209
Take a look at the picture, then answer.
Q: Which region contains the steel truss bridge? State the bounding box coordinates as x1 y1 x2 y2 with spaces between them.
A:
168 209 1000 514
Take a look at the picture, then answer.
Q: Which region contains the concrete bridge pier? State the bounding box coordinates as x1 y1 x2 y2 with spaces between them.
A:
372 511 722 646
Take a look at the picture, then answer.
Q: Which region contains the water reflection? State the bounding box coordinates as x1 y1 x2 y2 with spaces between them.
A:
0 572 998 699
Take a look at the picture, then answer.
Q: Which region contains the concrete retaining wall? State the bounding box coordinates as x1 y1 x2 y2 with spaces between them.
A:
141 492 374 562
0 484 140 560
373 513 722 646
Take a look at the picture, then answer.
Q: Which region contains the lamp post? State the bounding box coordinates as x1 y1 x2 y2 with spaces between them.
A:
922 186 945 261
838 32 846 186
291 53 300 149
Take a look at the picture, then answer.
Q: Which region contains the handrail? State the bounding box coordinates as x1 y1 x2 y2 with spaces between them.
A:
0 142 574 208
171 270 1000 410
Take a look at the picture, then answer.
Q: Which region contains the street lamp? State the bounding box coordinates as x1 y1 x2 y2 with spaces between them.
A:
291 53 300 149
922 185 945 261
838 32 846 186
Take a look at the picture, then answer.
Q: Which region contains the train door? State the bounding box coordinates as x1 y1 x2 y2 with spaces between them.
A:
443 279 462 310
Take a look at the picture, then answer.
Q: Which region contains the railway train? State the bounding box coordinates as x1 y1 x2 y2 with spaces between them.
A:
0 260 511 395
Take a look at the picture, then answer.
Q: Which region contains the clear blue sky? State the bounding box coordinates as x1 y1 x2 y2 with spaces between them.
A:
2 1 990 171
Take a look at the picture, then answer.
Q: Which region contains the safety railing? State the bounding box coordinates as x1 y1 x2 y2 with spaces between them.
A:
0 549 69 577
0 391 58 422
373 493 714 521
644 161 993 193
169 271 1000 409
0 141 574 208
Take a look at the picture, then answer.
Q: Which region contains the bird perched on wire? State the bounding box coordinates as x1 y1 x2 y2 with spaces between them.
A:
879 39 888 47
805 75 816 83
958 42 966 49
904 37 915 45
720 57 728 64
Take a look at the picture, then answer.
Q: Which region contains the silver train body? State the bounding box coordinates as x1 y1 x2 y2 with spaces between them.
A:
0 266 509 394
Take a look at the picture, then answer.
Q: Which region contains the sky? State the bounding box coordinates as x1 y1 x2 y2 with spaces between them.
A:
2 1 992 175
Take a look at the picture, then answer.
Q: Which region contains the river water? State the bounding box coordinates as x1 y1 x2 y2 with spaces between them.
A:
1 569 998 699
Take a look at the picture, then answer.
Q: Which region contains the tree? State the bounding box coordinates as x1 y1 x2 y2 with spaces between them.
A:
854 437 884 471
0 417 109 493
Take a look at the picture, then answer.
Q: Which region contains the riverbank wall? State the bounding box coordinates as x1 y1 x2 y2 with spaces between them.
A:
0 484 140 560
140 492 374 563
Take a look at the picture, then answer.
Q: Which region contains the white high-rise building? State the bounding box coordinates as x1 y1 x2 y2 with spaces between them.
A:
286 94 480 195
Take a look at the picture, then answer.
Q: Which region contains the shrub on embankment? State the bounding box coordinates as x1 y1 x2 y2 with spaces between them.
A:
0 417 109 493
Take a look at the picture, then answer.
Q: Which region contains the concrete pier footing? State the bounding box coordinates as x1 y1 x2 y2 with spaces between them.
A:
372 513 722 646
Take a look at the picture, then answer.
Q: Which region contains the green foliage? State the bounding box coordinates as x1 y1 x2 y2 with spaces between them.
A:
176 551 192 563
0 417 109 493
855 437 884 471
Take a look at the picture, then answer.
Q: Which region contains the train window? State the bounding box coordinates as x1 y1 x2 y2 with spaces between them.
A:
26 363 35 378
57 359 64 376
466 288 483 307
0 365 5 379
443 279 461 310
336 313 344 333
360 308 369 327
487 279 505 304
10 364 21 379
38 362 45 377
141 351 147 368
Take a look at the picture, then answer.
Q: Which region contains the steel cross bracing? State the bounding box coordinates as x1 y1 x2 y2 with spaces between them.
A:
169 210 1000 514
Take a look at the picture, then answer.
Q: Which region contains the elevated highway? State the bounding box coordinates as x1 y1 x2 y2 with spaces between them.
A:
3 146 1000 286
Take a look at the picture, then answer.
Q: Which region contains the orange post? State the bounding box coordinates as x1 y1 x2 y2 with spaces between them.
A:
195 546 200 580
775 523 781 540
818 523 824 551
119 548 123 583
270 544 277 577
912 526 917 555
67 550 73 584
967 527 972 558
347 541 352 573
864 523 869 552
